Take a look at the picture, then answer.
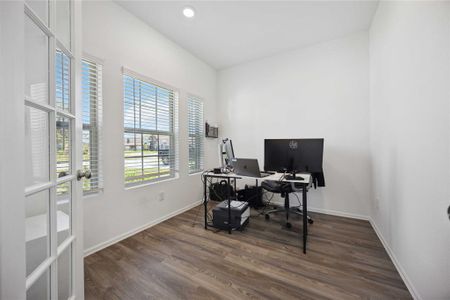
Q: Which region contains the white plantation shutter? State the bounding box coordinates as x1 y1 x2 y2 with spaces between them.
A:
81 59 103 194
123 71 178 186
188 96 204 174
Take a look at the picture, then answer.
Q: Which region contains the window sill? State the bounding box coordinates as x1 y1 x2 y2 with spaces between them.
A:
125 174 180 191
188 171 204 176
83 189 103 199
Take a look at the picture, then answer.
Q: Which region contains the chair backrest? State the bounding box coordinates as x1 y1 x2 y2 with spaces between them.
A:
261 180 292 194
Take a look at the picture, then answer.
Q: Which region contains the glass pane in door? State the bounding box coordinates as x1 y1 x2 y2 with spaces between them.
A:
55 50 71 112
25 106 50 186
56 115 71 178
57 246 72 300
55 0 71 49
26 268 50 300
26 0 49 25
25 15 49 104
25 189 50 276
56 182 71 246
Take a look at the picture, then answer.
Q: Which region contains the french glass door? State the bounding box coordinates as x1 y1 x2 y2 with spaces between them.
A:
24 0 82 299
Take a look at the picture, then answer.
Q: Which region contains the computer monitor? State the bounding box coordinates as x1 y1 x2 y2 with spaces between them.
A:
264 139 324 173
220 138 235 167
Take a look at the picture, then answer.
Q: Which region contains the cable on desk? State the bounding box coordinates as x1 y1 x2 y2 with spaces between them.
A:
277 172 287 183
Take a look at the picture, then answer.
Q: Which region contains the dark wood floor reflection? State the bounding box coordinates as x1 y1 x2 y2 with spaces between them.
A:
84 204 411 299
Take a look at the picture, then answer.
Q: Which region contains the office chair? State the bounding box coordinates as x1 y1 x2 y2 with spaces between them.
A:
261 180 313 228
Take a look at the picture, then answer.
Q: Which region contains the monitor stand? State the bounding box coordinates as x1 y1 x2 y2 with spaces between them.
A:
285 171 304 181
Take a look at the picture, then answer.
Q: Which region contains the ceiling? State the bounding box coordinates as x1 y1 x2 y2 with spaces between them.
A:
115 1 379 70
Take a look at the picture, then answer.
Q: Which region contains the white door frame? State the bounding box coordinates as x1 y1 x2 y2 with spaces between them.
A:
0 2 26 299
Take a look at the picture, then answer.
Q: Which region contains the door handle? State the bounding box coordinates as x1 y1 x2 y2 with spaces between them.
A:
77 169 92 181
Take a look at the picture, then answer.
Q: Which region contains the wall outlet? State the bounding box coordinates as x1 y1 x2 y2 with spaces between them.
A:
158 191 165 201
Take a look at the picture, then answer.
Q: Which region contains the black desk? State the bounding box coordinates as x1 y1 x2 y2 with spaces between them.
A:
202 172 312 253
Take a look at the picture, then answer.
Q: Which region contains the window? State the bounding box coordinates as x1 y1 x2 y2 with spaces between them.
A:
188 96 204 174
123 72 178 186
81 58 103 194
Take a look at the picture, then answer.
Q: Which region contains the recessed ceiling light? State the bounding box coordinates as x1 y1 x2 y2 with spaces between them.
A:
183 6 195 18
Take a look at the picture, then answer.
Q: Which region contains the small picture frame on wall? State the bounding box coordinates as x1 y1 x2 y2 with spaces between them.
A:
205 122 218 138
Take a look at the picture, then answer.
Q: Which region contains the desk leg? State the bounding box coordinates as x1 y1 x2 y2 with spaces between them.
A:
255 179 259 204
228 177 232 234
204 175 208 230
302 186 308 254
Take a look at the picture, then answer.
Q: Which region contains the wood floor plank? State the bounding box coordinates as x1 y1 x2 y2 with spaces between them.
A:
85 205 411 299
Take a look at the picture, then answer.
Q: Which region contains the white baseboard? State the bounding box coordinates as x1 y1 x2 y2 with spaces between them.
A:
308 206 370 221
83 200 202 257
369 218 421 300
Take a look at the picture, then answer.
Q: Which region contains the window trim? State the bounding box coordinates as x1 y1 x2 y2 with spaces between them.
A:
124 173 180 191
83 52 105 65
122 68 179 187
122 67 178 92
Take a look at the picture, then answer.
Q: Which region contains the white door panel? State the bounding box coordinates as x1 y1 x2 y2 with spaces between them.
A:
22 1 83 299
0 1 82 298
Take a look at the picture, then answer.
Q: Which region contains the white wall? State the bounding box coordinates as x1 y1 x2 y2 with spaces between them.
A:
82 1 218 253
370 1 450 299
218 32 371 216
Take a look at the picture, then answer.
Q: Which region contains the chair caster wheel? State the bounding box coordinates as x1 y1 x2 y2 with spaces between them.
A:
308 219 314 224
286 222 292 229
265 214 270 220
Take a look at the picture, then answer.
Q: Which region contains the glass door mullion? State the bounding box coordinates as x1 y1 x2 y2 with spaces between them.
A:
25 180 55 197
48 0 58 298
56 39 73 59
24 4 54 39
68 0 77 295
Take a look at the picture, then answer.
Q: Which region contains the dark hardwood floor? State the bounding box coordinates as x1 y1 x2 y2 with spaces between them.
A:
84 204 411 299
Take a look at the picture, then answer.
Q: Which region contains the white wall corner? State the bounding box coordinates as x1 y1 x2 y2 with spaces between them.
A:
369 218 422 300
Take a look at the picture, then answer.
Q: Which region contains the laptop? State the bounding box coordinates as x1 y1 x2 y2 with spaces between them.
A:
231 158 273 178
